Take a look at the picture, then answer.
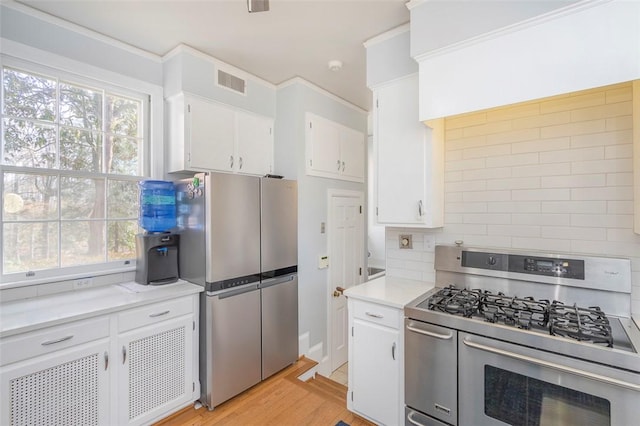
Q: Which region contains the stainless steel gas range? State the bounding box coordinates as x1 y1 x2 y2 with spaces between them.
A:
404 245 640 426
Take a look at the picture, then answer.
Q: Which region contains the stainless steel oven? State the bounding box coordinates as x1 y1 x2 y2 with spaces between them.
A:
405 245 640 426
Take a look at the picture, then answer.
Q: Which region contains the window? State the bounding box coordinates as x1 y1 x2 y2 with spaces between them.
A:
1 65 148 283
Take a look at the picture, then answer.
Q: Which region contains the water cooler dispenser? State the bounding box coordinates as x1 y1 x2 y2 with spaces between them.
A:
135 180 179 285
135 233 180 285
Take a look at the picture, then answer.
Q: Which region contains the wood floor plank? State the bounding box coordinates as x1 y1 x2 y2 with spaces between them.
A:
155 357 374 426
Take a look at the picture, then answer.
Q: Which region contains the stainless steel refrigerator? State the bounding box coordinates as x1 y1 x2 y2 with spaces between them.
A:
174 172 298 410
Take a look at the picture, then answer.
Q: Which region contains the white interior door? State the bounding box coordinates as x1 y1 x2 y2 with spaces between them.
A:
329 191 364 372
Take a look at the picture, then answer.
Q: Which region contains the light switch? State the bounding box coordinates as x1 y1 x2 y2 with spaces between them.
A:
320 222 325 234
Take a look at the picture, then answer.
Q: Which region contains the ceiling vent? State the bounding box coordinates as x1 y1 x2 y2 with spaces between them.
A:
217 69 246 95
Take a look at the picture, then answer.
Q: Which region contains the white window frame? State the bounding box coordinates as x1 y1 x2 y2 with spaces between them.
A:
0 53 159 287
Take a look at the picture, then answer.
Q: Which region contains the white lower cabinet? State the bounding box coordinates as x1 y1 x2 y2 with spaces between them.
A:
117 315 193 425
0 294 198 426
348 298 403 426
0 338 111 425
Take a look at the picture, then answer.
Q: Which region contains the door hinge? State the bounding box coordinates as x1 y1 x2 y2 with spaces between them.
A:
376 207 378 216
376 99 379 108
359 267 362 276
193 382 195 392
359 205 362 214
187 104 191 113
193 321 195 331
351 326 354 337
351 391 354 401
310 159 313 167
309 122 313 129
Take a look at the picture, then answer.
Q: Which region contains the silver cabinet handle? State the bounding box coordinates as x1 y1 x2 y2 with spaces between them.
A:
392 342 396 360
239 156 243 169
104 351 109 371
365 312 383 319
122 346 127 364
336 159 341 170
462 338 640 392
149 310 170 318
407 410 428 426
406 324 453 340
41 335 73 346
230 155 234 168
418 200 424 216
342 161 345 172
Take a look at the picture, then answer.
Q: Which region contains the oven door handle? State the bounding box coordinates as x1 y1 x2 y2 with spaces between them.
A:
463 338 640 392
406 324 454 340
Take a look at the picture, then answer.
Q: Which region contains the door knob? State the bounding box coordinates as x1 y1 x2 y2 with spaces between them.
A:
333 286 345 298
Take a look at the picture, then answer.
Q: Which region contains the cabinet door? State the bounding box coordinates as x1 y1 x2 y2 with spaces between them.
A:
351 318 400 426
0 340 110 426
375 75 429 225
340 126 365 182
306 113 341 177
236 111 274 176
187 96 235 172
116 315 193 426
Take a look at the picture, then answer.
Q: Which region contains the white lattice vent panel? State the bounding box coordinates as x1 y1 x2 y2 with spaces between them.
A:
128 326 185 420
9 353 99 426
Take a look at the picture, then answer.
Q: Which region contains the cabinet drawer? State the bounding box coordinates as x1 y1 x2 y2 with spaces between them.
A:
352 299 401 329
0 316 110 366
117 296 193 333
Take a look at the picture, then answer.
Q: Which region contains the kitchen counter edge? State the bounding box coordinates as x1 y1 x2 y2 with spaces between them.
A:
344 276 434 309
0 280 203 337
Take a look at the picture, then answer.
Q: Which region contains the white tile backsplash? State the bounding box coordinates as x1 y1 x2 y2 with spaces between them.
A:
384 82 639 315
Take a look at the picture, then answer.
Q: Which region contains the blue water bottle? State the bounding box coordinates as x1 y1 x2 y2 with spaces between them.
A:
138 180 176 232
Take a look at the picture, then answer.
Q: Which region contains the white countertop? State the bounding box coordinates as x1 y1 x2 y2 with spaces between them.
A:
344 276 434 309
0 280 203 337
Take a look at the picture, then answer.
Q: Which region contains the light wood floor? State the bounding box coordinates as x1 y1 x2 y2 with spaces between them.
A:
155 357 375 426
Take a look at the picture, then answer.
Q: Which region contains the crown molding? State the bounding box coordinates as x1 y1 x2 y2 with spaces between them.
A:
161 44 276 89
413 0 609 63
277 77 367 114
363 23 410 48
1 0 161 63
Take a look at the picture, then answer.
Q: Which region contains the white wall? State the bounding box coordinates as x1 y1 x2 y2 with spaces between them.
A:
408 0 579 58
414 0 640 120
365 25 417 89
275 80 367 359
387 82 640 315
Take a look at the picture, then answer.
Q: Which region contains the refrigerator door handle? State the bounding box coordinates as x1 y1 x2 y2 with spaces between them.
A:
260 274 295 289
214 283 260 299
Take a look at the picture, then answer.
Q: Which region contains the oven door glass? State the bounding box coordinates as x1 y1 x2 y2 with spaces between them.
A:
459 332 639 426
485 365 609 425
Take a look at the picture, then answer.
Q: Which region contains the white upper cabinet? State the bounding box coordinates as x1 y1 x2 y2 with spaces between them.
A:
236 111 274 176
167 93 274 176
305 112 365 183
373 74 443 227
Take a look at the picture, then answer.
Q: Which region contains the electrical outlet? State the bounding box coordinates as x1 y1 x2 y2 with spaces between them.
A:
73 277 94 290
399 234 413 249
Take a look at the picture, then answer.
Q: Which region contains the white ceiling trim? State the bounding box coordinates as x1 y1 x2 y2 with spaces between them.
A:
2 0 162 62
277 76 368 115
363 23 410 49
413 0 609 62
162 43 276 90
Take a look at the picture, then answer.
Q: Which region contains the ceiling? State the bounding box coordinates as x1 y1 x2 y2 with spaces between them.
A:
16 0 412 111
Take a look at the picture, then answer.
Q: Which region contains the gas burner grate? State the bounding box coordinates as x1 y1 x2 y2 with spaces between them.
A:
427 285 482 317
548 302 613 347
479 293 549 330
427 285 615 347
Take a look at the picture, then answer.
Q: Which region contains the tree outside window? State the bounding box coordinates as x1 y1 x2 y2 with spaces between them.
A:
1 66 145 279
